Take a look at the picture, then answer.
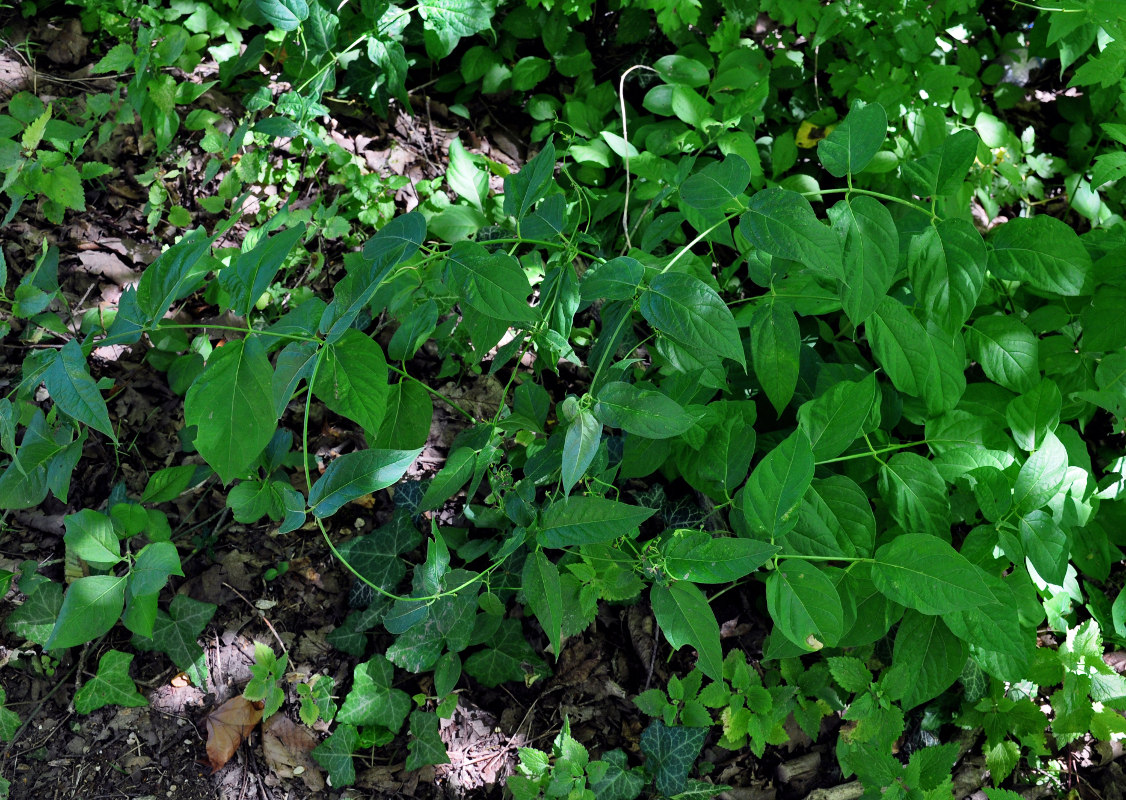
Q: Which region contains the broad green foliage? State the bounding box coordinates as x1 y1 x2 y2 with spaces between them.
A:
4 1 1126 797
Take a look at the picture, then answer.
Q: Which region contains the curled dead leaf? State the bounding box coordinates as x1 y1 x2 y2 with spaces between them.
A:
262 714 325 791
204 696 263 772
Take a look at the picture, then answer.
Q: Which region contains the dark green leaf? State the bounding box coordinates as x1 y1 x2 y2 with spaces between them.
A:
767 561 845 650
662 531 778 583
681 156 750 211
523 551 563 655
749 300 800 415
867 297 965 416
817 102 887 177
445 241 538 323
336 655 410 731
1013 430 1067 513
255 0 309 30
740 431 814 541
828 195 898 326
140 464 199 504
886 611 967 709
405 710 450 770
1019 509 1070 585
908 219 987 335
653 54 710 87
640 272 745 367
371 381 432 450
184 338 277 484
791 475 876 558
872 534 997 614
537 496 656 548
651 582 722 680
308 448 421 518
901 129 979 197
504 139 555 220
797 374 878 460
989 216 1093 296
420 446 476 511
47 575 126 649
220 223 305 317
594 382 698 438
638 720 707 797
562 409 601 494
970 315 1039 394
312 724 358 788
580 257 643 302
44 340 116 441
739 188 842 278
313 328 389 434
135 228 214 325
878 452 950 540
134 595 215 687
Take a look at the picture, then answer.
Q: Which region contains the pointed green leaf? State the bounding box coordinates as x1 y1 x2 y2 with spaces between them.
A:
594 382 698 439
681 155 750 211
135 228 214 325
867 297 965 416
308 448 422 518
254 0 308 30
990 215 1092 296
791 475 876 558
878 452 950 540
537 496 656 548
43 340 116 441
313 328 389 434
562 408 601 494
908 219 986 334
739 187 842 278
445 241 538 323
504 139 556 220
46 575 127 649
337 655 410 731
651 581 722 680
740 431 814 541
817 102 887 177
970 315 1039 394
640 272 744 367
749 299 800 415
766 561 844 651
184 337 277 484
135 595 215 687
405 710 450 770
1013 429 1067 513
901 129 979 197
73 650 147 714
63 509 121 566
523 551 563 655
886 610 967 709
1006 380 1061 452
638 721 707 798
797 374 878 460
662 531 778 583
371 380 432 450
312 724 358 787
828 195 898 326
220 223 305 317
872 534 996 614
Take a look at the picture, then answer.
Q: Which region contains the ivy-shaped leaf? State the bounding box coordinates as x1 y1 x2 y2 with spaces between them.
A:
638 720 707 797
405 710 450 771
336 655 410 732
74 650 147 714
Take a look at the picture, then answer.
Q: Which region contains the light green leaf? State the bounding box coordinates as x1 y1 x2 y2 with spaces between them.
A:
828 195 898 326
640 272 745 367
134 595 215 687
445 241 538 323
537 496 656 548
523 551 563 655
740 431 814 541
47 575 127 649
6 580 63 646
651 581 722 680
872 534 996 614
886 611 967 709
749 299 799 415
63 509 121 566
680 155 750 211
901 129 979 197
594 382 698 439
44 340 116 441
581 257 644 302
828 656 872 693
797 374 878 460
562 409 601 494
313 328 389 434
447 138 487 210
184 337 277 484
419 446 476 511
337 655 410 731
73 650 147 714
878 452 950 540
653 54 710 87
1018 510 1070 585
989 215 1093 296
1007 380 1061 451
766 561 844 650
817 102 887 177
662 531 778 583
1013 429 1068 513
970 315 1039 394
308 448 421 518
739 187 842 278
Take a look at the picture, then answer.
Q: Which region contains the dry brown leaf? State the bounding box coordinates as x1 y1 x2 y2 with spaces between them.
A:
205 696 263 772
262 714 324 791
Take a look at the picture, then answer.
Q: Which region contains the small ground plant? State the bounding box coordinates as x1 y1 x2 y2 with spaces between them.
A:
3 1 1126 798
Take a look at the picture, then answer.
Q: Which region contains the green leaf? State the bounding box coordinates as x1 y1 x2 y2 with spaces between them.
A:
797 374 878 460
739 188 842 278
749 300 799 415
590 749 645 800
371 380 432 450
40 164 85 211
184 338 277 484
653 54 710 87
537 496 656 547
740 431 814 541
447 138 487 210
420 446 476 511
878 452 950 540
93 42 134 73
504 139 555 220
73 649 147 714
638 720 707 797
680 155 750 211
901 129 979 197
43 340 116 441
46 575 127 649
220 223 305 317
872 534 997 614
445 241 538 323
1007 383 1062 453
140 464 199 504
313 328 389 434
1018 510 1070 585
828 656 872 693
135 228 214 326
581 257 644 302
970 315 1039 394
1013 430 1068 513
766 561 844 650
255 0 308 30
817 102 887 177
639 272 745 367
463 617 543 687
791 475 876 558
651 581 722 680
406 709 450 770
308 448 422 518
562 408 601 494
128 542 183 597
418 0 495 59
6 580 63 646
886 611 967 709
63 509 121 566
388 300 438 362
135 595 215 687
985 741 1021 786
828 195 898 326
662 531 778 583
337 655 410 731
989 215 1093 296
523 550 563 655
867 297 965 416
312 723 358 788
594 382 698 439
908 219 987 335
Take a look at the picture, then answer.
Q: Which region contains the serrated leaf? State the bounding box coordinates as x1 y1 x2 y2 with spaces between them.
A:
651 582 722 680
73 650 147 714
828 656 872 693
309 448 421 518
184 338 277 484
